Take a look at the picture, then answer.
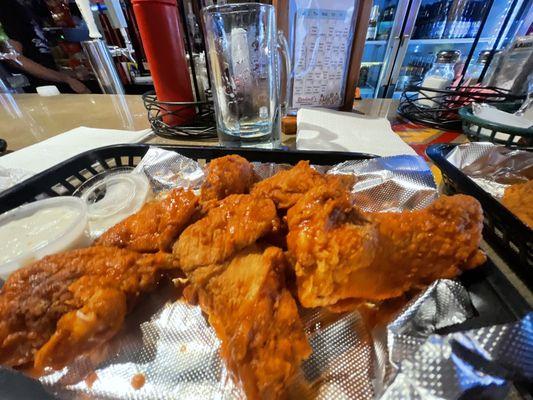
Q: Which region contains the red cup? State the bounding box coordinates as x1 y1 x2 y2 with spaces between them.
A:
132 0 195 126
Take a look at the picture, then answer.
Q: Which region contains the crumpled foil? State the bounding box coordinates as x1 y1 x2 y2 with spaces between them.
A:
446 142 533 199
328 155 438 212
36 147 530 400
133 147 205 192
381 312 533 399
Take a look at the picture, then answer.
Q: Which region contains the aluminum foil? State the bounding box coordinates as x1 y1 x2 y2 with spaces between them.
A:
328 155 438 212
34 147 529 400
133 147 205 193
446 142 533 199
381 313 533 399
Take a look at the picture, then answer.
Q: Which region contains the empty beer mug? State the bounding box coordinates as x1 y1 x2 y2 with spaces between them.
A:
203 3 290 146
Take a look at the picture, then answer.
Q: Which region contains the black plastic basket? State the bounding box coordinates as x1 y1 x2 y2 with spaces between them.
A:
1 144 529 315
0 144 379 214
0 144 530 398
427 143 532 288
398 85 524 131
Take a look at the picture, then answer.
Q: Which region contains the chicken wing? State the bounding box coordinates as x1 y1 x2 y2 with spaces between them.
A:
287 181 485 308
196 246 311 400
200 155 255 211
95 188 198 253
0 247 171 371
251 161 330 210
174 194 279 271
502 179 533 227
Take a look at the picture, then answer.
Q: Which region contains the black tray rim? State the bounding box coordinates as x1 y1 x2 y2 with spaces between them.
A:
426 143 533 234
0 144 378 213
426 143 532 288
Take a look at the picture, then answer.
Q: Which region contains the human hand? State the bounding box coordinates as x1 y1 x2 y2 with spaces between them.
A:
65 77 91 94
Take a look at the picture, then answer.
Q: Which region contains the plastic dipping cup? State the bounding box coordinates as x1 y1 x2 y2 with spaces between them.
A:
132 0 196 126
0 197 91 279
80 172 152 238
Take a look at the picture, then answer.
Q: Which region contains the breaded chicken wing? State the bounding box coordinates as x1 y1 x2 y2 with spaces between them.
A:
174 194 279 271
96 188 198 253
502 179 533 227
200 155 255 211
196 246 311 400
287 183 485 308
0 247 171 371
251 161 329 210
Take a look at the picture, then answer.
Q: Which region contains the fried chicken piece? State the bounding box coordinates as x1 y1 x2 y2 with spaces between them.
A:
96 188 198 253
200 155 255 211
287 182 486 308
502 179 533 227
174 194 279 271
251 161 330 210
197 246 311 400
0 247 171 371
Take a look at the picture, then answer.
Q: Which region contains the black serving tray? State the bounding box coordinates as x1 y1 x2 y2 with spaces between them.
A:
427 143 533 289
0 144 530 399
0 144 377 214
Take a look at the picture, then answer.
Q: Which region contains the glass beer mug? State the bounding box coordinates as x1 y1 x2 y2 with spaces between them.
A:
203 3 290 147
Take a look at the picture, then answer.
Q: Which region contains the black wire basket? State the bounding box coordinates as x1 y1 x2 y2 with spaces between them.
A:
142 91 217 139
397 85 525 131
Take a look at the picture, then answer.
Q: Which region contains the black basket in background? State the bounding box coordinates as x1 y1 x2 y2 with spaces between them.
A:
398 85 525 131
458 102 533 149
142 91 217 140
427 143 532 288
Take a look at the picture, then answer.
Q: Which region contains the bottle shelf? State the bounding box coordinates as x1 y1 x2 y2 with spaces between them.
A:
365 37 493 47
361 61 384 67
409 37 493 45
365 40 388 45
360 87 375 95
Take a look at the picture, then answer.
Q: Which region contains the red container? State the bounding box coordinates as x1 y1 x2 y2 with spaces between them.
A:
132 0 195 125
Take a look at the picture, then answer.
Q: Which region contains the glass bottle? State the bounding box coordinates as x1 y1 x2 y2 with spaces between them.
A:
464 50 497 85
377 1 395 40
418 50 460 107
366 5 380 40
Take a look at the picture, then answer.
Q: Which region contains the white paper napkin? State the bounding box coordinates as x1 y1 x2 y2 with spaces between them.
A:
296 108 416 157
0 126 152 175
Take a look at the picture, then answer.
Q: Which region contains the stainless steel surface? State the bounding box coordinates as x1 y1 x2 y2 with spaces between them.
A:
81 39 125 95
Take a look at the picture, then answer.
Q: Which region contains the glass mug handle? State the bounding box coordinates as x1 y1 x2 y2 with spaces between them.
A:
277 30 291 116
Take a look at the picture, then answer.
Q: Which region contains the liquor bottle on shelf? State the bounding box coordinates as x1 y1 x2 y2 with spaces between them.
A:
444 0 464 39
377 1 395 40
458 1 473 38
467 1 485 38
425 4 435 38
432 1 450 39
358 65 369 87
413 5 428 39
366 5 380 40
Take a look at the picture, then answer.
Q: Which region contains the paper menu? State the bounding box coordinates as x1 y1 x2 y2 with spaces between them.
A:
291 0 356 109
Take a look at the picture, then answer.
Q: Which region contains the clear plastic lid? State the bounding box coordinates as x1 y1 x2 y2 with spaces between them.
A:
0 197 90 279
74 169 152 238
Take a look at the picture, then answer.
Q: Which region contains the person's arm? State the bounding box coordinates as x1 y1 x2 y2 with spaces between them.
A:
7 39 90 94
